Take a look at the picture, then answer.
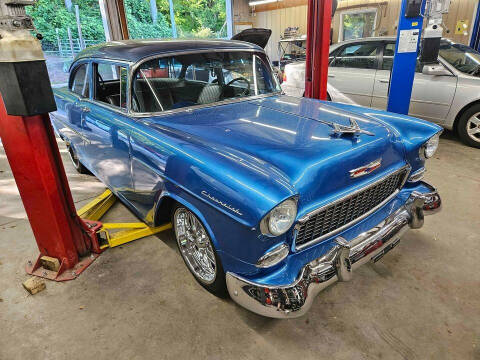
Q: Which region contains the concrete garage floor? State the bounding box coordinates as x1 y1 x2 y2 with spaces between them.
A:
0 131 479 360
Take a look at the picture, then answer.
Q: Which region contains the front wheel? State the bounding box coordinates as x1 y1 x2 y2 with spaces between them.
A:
172 205 228 298
457 106 480 148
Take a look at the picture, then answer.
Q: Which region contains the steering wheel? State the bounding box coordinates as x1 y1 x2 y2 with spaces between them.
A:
226 77 251 96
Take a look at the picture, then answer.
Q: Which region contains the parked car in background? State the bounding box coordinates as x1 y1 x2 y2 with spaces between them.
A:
51 39 442 318
281 37 480 148
281 61 357 105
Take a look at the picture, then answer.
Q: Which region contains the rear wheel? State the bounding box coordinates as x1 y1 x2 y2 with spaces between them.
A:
172 205 228 297
457 106 480 148
67 144 89 174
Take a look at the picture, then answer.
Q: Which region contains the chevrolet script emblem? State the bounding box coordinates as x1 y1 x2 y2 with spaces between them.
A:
332 118 374 137
349 159 382 178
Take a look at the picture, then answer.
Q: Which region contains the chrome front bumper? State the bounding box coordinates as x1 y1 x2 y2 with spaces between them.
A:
226 185 441 318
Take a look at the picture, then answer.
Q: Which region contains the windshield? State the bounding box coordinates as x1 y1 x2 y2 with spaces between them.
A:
439 40 480 75
132 51 280 113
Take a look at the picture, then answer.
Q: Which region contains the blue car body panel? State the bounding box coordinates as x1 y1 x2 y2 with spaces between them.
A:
51 41 442 287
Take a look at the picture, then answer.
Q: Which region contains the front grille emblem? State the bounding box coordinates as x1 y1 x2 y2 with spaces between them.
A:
349 159 382 178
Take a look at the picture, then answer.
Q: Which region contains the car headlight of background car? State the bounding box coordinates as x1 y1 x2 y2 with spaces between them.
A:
421 132 441 159
260 198 297 237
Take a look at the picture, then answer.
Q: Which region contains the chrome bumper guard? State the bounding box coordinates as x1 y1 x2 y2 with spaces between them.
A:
226 185 441 318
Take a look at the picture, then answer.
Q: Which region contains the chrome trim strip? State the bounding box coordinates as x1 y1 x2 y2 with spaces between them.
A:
51 116 90 142
408 167 426 182
295 165 410 251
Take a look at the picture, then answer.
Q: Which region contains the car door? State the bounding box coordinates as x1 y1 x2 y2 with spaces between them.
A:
81 61 134 201
373 42 457 123
328 41 381 107
59 62 91 159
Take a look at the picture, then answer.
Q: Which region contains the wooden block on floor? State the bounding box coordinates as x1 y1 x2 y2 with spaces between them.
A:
40 256 60 272
22 277 46 295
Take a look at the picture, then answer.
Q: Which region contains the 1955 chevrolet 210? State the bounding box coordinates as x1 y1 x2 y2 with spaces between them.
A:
50 39 442 318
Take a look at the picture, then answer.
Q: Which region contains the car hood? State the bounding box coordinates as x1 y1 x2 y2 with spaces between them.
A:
145 95 407 218
231 28 272 49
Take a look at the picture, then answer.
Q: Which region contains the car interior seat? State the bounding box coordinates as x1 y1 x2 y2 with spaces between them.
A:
197 84 222 105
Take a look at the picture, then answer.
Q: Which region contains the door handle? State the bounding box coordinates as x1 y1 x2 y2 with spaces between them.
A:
328 74 335 78
378 79 389 83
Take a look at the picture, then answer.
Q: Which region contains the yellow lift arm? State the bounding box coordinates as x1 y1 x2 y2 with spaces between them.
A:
77 189 171 249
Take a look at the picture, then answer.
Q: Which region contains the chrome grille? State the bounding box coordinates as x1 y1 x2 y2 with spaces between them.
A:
295 168 408 248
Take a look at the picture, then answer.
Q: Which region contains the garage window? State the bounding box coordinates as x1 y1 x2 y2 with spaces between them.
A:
339 9 377 41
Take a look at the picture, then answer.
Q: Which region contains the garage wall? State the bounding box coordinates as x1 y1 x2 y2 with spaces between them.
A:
254 5 308 62
241 0 479 62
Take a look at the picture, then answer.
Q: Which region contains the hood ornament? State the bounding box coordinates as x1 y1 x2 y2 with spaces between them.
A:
331 118 375 137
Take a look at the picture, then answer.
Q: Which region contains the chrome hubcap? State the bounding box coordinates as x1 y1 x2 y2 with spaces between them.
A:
466 113 480 143
174 208 216 284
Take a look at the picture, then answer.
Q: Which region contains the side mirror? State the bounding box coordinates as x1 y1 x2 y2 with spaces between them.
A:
422 64 452 76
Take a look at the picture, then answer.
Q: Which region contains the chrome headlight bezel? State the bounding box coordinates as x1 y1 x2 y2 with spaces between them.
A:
260 198 298 237
420 132 441 159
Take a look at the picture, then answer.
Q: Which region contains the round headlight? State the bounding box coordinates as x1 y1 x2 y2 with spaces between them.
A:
261 198 297 236
422 133 440 159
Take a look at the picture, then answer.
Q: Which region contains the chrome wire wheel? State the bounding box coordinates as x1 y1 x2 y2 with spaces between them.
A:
466 113 480 143
173 207 217 284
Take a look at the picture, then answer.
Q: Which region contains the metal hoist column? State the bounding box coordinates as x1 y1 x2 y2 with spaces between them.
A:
304 0 332 100
0 0 102 281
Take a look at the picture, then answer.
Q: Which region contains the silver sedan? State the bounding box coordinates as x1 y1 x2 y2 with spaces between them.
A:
281 37 480 148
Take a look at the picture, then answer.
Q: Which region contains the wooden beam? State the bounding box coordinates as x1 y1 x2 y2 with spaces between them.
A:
116 0 129 39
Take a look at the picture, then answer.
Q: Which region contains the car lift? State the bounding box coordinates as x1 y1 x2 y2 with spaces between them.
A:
0 0 170 283
76 189 171 251
25 188 172 281
304 0 332 100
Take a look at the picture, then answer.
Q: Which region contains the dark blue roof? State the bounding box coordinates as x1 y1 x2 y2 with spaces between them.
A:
74 39 263 64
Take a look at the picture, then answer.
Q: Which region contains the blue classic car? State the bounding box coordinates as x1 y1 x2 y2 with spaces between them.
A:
50 39 442 318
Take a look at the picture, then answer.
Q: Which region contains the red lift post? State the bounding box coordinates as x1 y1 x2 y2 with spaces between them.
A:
0 3 102 281
304 0 332 100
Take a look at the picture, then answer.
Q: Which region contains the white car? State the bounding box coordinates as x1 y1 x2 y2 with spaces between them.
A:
281 37 480 148
282 61 357 105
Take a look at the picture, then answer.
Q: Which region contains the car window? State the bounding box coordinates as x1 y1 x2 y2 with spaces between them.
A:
93 63 128 109
70 64 90 98
382 42 424 73
331 42 378 69
439 40 480 75
131 51 280 113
